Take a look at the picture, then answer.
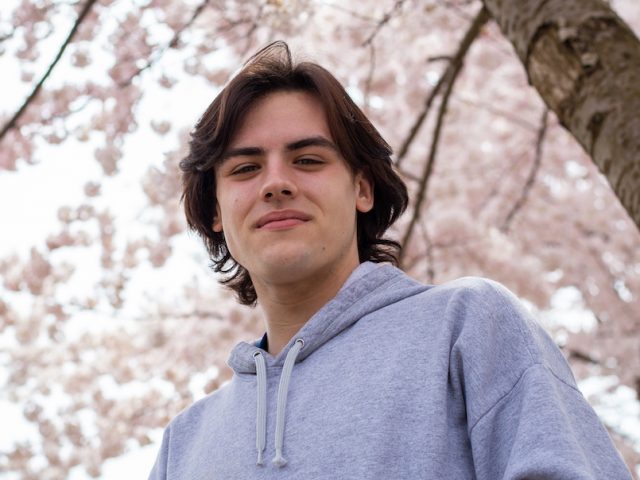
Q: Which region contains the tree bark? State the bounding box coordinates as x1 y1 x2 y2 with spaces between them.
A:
483 0 640 230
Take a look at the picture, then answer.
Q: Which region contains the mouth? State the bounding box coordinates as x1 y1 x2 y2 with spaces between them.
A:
255 210 311 230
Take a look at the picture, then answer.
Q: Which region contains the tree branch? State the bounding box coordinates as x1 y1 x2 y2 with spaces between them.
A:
419 219 436 282
399 7 490 265
362 0 406 46
319 2 378 23
483 0 640 231
118 0 212 88
395 6 489 167
397 166 420 183
395 68 447 168
0 31 14 43
0 0 98 142
399 65 457 266
239 5 265 59
501 107 548 232
566 346 600 365
436 0 477 21
454 94 539 131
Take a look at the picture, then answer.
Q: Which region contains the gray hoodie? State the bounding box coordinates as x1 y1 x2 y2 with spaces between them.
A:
149 262 631 479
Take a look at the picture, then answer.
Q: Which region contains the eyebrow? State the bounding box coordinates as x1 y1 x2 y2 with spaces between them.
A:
286 136 338 152
221 135 338 161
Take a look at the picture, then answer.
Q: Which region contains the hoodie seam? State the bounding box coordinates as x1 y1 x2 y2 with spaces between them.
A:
468 363 582 433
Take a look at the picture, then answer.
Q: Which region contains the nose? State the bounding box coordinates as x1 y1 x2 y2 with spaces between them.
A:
259 161 298 201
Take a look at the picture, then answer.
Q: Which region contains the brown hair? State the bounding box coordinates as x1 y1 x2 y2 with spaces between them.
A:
180 41 408 305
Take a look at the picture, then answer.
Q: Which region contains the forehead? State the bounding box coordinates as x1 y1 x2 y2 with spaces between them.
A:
229 90 332 148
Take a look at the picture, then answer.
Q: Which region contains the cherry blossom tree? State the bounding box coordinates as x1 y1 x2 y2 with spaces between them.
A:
1 0 639 477
484 0 640 229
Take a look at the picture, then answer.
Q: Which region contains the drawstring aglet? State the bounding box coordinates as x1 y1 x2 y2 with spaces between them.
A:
273 450 287 467
256 449 264 466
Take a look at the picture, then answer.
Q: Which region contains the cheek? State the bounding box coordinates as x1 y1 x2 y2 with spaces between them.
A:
219 193 251 232
325 189 360 224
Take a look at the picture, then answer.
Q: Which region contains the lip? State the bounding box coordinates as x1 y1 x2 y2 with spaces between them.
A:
255 210 312 229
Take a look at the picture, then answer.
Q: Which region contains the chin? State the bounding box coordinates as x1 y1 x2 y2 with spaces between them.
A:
253 250 319 282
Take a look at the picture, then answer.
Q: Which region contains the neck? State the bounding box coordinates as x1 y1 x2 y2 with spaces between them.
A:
254 259 360 356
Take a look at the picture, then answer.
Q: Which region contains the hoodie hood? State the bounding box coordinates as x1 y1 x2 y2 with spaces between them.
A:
227 261 425 374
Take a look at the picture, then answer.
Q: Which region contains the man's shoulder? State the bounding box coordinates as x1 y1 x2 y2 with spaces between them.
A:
396 274 520 317
355 269 523 328
425 275 537 341
433 276 578 390
358 273 529 346
429 275 512 299
390 275 549 363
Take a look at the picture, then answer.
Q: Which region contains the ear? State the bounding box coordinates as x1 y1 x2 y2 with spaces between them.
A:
354 172 374 213
212 203 223 232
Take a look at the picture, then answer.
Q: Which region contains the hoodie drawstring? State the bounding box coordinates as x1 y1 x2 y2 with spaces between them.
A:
273 338 304 467
253 351 267 466
252 338 304 468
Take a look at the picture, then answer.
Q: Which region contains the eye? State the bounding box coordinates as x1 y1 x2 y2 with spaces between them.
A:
231 164 259 175
295 157 323 166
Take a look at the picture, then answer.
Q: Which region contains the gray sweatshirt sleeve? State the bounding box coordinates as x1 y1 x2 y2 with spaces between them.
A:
147 426 169 480
447 278 631 479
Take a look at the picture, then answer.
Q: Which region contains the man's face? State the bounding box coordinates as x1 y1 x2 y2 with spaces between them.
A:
213 90 373 290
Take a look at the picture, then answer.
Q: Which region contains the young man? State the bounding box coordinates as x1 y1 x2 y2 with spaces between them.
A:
149 42 631 479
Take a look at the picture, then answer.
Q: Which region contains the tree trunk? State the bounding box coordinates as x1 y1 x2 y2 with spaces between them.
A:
483 0 640 230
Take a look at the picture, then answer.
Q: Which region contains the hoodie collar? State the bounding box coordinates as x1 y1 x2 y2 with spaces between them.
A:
227 261 404 375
